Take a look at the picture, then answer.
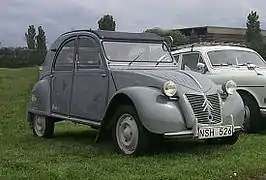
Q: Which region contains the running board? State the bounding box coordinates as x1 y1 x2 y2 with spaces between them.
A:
51 113 101 127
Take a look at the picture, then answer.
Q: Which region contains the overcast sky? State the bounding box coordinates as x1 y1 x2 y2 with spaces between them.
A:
1 0 266 47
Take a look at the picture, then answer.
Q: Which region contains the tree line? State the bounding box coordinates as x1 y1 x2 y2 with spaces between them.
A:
0 25 47 68
0 11 265 68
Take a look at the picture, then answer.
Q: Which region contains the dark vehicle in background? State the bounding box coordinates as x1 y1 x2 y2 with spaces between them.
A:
27 30 245 155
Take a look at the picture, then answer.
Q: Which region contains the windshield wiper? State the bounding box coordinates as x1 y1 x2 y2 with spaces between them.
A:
128 50 145 66
155 55 167 66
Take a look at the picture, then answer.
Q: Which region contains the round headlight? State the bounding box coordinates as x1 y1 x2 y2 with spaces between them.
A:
222 80 237 95
163 80 177 97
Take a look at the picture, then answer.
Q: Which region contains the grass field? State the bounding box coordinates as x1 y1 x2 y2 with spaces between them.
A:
1 68 266 180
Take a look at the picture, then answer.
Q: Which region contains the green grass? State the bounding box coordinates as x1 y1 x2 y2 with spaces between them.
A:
0 67 266 180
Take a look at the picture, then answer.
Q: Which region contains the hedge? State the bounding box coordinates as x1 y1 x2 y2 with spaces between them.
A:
0 48 46 68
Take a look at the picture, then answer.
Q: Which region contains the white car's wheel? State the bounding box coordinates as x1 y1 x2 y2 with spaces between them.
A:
112 105 151 155
32 114 54 138
240 93 262 133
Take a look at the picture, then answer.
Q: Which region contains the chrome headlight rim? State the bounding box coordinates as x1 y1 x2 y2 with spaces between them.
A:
163 80 177 97
222 80 237 95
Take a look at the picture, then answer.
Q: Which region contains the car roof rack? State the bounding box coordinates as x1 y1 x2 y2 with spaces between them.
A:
171 41 247 51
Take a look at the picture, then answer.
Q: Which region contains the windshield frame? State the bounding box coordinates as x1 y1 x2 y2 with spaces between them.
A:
206 49 266 68
101 40 174 63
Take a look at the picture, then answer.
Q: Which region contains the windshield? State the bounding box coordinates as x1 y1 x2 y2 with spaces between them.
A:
102 41 173 63
207 49 266 67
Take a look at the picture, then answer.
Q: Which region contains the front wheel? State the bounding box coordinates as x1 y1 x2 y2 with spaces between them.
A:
32 114 55 138
240 94 262 133
112 105 151 156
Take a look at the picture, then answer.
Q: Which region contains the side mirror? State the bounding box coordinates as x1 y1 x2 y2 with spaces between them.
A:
196 62 207 74
247 63 256 70
163 36 174 47
167 36 174 46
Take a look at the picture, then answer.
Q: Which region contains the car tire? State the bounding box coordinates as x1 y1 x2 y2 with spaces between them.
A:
32 114 55 138
112 105 151 156
240 93 262 133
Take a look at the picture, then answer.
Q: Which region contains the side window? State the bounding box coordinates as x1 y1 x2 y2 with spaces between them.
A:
181 53 200 71
55 39 75 67
77 37 101 68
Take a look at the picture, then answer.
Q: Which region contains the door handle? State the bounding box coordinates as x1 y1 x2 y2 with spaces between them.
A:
76 62 80 71
101 73 106 77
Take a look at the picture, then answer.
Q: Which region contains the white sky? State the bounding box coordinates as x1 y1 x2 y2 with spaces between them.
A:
0 0 265 47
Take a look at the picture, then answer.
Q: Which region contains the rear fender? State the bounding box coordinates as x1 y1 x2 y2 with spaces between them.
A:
28 78 51 116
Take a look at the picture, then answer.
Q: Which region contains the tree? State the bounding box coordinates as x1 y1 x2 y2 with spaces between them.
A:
36 26 47 52
25 25 37 49
245 11 264 53
144 27 188 47
98 14 116 31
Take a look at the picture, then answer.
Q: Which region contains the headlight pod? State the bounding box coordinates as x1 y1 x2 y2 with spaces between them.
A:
222 80 237 95
163 80 177 97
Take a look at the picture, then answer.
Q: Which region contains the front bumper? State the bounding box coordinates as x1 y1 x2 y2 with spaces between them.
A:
164 114 243 139
164 126 243 138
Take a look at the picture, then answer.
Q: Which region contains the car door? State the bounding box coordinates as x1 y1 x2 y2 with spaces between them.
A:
70 35 108 121
50 37 77 116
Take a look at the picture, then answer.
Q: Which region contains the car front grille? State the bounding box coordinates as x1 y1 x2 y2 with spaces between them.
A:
185 93 222 124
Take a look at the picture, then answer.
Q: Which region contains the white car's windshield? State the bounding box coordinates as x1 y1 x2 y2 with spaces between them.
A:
207 49 266 67
103 41 173 63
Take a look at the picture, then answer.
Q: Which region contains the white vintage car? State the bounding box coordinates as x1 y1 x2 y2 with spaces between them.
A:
172 42 266 133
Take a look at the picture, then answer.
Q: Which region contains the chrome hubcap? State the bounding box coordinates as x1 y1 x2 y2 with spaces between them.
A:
33 115 46 137
116 114 138 154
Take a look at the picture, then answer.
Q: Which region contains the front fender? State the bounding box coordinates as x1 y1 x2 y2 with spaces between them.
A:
28 78 51 116
115 86 187 134
236 87 262 107
222 92 245 127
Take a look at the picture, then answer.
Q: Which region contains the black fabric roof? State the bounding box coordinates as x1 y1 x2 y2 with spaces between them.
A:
93 30 163 41
61 29 163 42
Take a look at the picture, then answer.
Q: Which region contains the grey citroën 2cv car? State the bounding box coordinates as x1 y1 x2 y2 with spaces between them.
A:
27 30 245 155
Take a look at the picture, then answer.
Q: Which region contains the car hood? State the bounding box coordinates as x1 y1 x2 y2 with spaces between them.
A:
213 67 266 75
111 69 215 93
210 67 266 85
